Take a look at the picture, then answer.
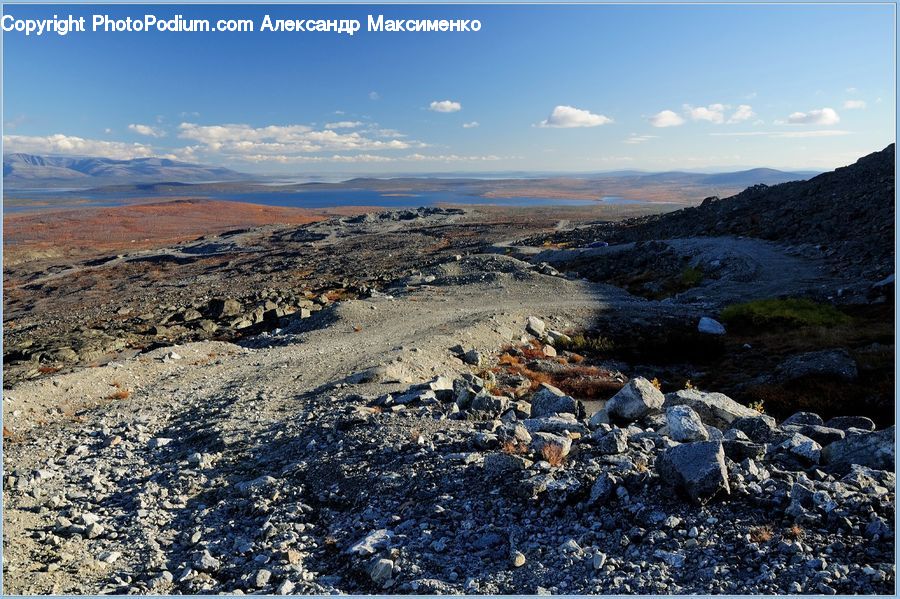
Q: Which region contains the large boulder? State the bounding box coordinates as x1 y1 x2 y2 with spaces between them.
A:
729 415 777 443
207 298 242 319
530 383 580 418
666 405 709 442
782 411 824 427
656 441 730 503
821 426 894 473
825 415 876 432
664 389 772 430
526 316 546 338
605 377 664 422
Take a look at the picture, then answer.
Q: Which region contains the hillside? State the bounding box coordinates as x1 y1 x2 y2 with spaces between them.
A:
536 145 894 282
3 154 249 188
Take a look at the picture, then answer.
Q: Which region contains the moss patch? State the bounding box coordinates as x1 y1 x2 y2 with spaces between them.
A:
721 298 851 330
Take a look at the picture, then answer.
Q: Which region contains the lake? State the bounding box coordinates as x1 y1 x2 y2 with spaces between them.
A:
3 188 663 213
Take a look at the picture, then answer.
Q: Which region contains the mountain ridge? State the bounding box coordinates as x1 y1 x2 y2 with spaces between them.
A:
3 153 250 188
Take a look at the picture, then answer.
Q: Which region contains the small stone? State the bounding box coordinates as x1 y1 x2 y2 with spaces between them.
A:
698 317 726 335
595 428 629 454
277 580 295 595
254 569 272 588
510 551 526 568
369 558 394 585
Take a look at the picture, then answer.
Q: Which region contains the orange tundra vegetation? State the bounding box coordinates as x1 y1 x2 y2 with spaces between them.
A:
3 198 372 264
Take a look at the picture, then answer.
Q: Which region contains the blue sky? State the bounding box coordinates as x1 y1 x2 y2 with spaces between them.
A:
3 3 895 174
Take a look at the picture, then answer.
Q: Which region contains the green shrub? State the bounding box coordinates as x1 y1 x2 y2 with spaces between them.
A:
680 266 704 287
720 298 851 329
557 334 614 353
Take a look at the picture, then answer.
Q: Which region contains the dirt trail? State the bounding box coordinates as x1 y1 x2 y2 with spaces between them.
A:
2 255 626 593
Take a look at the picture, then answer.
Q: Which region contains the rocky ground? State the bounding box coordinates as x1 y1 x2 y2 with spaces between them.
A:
2 150 896 595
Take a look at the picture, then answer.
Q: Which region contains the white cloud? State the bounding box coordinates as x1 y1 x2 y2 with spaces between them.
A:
846 87 858 94
843 100 866 110
104 128 113 134
128 123 165 137
685 103 726 124
462 121 480 129
786 107 840 125
710 130 851 139
648 109 685 128
3 133 157 159
538 105 612 128
177 122 417 158
624 134 657 144
324 120 363 129
368 91 380 100
727 104 756 123
429 100 462 113
405 153 501 162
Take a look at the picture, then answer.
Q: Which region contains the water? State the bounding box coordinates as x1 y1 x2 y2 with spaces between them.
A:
216 190 599 209
4 188 661 213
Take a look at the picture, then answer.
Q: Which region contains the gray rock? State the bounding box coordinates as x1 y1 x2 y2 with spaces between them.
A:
208 298 242 319
594 428 629 455
348 529 392 556
821 426 894 473
148 437 172 449
782 424 845 446
722 439 765 462
522 414 587 435
588 408 611 429
530 432 572 461
462 350 484 367
254 569 272 588
778 433 822 464
825 415 876 432
782 411 824 427
698 317 726 335
656 441 730 503
530 383 580 418
277 580 295 595
547 330 571 345
369 558 394 585
606 377 664 421
484 453 532 478
526 316 546 338
470 392 510 417
730 415 777 443
665 389 771 430
195 550 221 572
666 405 709 442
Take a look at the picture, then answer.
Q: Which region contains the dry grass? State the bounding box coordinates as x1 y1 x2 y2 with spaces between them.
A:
540 443 567 467
106 389 131 400
749 525 774 543
496 348 623 398
37 366 61 375
785 523 805 540
500 439 529 455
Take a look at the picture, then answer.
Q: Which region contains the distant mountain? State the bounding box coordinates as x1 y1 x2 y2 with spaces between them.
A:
3 154 250 188
610 168 816 187
698 168 819 187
